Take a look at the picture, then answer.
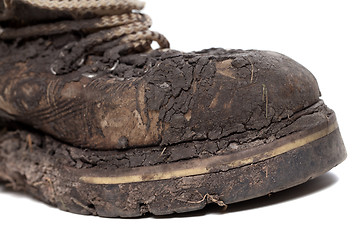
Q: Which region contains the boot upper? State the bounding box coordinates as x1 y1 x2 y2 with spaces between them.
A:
0 39 320 150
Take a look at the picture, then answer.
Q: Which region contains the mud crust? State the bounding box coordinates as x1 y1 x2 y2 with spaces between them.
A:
0 33 346 217
0 37 321 150
0 101 346 217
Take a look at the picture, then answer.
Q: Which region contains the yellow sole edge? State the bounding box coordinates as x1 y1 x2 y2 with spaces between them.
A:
79 121 338 185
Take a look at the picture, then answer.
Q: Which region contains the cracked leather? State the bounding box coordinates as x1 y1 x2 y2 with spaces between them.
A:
0 35 320 150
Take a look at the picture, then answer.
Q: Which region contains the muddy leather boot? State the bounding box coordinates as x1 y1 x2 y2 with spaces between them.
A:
0 1 346 217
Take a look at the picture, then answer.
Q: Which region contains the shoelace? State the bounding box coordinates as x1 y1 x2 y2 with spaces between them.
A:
0 0 170 75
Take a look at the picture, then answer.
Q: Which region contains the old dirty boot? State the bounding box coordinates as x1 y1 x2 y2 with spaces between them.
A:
0 0 346 217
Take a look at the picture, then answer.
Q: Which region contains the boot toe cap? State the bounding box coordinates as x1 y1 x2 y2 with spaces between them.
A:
159 49 321 144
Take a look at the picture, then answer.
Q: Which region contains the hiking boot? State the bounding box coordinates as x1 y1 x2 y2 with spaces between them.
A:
0 0 346 217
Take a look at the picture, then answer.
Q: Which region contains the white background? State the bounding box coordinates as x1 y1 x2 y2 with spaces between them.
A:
1 0 359 239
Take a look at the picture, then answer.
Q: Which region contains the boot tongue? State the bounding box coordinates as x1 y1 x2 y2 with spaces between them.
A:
0 0 169 75
1 1 74 27
0 0 145 26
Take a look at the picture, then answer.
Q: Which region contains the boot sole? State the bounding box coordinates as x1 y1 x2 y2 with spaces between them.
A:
0 103 346 217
